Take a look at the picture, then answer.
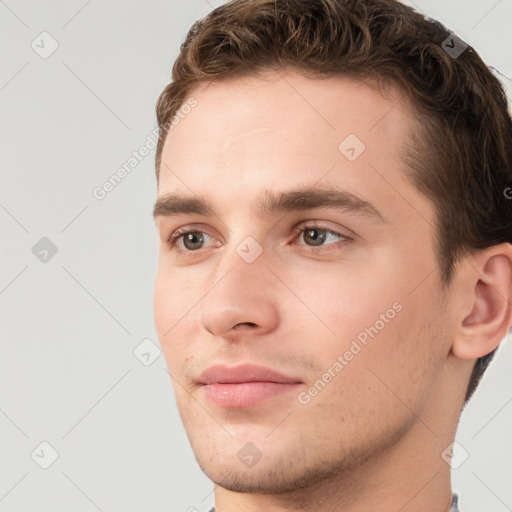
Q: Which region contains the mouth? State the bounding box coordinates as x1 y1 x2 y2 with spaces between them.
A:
197 363 303 409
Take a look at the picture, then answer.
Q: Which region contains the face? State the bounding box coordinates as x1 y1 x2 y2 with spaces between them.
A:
153 70 453 493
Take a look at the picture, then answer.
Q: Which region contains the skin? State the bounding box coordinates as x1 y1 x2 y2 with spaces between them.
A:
153 69 512 512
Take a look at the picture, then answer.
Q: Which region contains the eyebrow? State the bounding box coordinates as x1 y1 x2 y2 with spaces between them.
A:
152 186 388 223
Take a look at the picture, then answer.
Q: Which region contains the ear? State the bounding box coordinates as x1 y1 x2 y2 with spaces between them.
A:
451 243 512 360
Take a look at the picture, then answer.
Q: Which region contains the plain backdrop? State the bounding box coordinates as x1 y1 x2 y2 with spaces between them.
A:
1 1 511 511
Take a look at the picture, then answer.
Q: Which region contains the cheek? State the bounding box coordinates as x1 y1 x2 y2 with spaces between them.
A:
153 264 195 334
153 270 172 338
154 265 204 375
300 307 440 435
294 258 440 384
344 287 447 416
310 240 436 347
290 261 403 345
153 268 187 360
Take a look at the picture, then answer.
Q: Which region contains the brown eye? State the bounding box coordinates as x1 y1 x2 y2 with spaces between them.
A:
303 228 327 246
183 231 204 251
296 226 346 248
181 232 205 250
167 229 214 252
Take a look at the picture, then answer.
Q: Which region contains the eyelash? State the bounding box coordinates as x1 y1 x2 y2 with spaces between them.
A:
166 223 351 255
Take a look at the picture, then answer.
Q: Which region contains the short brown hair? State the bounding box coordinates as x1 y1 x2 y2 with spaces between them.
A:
154 0 512 401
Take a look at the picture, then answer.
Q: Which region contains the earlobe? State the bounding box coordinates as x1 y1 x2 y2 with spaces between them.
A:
452 246 512 360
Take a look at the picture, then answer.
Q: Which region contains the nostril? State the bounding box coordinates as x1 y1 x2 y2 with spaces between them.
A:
236 322 257 328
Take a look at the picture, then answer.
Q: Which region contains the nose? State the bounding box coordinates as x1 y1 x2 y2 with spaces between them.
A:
198 244 280 341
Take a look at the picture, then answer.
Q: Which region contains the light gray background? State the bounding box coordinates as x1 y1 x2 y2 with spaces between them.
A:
1 1 511 511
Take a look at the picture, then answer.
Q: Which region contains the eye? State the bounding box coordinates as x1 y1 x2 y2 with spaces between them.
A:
166 228 216 252
292 224 349 249
165 223 350 254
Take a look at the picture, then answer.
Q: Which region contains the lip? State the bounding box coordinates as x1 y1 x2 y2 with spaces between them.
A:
198 364 302 408
198 363 301 385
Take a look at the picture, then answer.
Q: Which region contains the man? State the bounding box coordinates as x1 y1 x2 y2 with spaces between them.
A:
152 1 512 511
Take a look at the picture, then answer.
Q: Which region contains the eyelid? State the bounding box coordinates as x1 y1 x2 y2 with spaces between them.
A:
292 220 353 240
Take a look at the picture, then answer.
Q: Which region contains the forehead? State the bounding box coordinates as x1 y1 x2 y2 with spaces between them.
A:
157 69 430 225
162 70 415 154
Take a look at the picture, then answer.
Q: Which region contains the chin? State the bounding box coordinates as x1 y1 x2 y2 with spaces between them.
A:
197 460 317 494
193 444 360 495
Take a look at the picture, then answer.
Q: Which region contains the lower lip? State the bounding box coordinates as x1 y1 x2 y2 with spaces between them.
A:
202 382 301 408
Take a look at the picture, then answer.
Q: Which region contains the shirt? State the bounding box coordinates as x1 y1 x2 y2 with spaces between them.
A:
208 493 460 511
